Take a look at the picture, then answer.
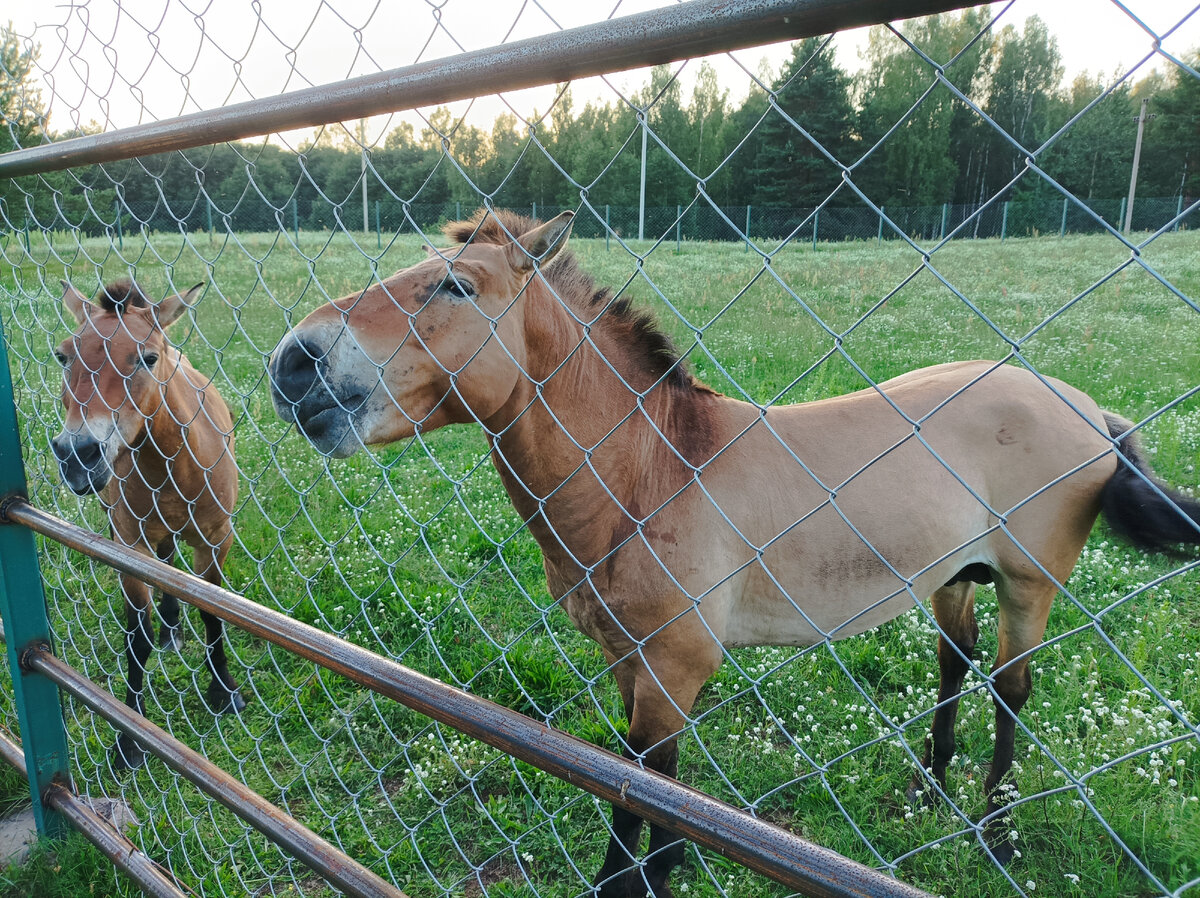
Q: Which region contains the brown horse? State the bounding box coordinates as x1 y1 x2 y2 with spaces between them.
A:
52 279 244 770
268 210 1200 896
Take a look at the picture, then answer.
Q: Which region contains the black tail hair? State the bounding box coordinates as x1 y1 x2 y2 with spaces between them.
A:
1100 413 1200 551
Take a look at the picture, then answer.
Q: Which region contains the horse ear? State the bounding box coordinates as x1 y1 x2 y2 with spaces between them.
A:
155 282 203 327
61 280 95 325
507 211 574 273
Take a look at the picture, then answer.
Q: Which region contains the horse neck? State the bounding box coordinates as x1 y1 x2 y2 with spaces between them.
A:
485 280 715 512
138 351 206 475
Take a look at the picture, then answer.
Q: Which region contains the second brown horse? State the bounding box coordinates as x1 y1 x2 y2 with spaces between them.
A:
53 279 244 769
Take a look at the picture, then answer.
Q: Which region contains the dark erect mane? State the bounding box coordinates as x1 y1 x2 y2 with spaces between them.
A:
96 279 150 315
444 209 702 393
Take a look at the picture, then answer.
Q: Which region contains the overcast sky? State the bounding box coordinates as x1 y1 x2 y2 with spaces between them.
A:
1 0 1197 148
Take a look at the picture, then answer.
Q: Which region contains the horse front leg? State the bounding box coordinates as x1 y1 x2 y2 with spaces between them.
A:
195 533 246 715
594 640 719 898
114 571 155 770
154 536 184 651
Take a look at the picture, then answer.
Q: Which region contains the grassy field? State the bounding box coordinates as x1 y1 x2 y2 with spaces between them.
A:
0 224 1197 898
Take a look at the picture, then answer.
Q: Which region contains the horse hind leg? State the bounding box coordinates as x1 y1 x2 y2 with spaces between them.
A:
907 580 979 805
155 537 184 651
982 572 1057 866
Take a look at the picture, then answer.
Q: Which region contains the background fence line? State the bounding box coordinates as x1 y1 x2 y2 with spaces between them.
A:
2 194 1192 246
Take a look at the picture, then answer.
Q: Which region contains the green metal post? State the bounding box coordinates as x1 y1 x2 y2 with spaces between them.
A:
532 201 537 221
940 203 948 240
745 205 751 253
605 205 610 252
676 205 682 253
114 200 123 250
0 329 71 838
291 198 299 244
1060 197 1068 237
1118 197 1126 231
204 198 213 238
21 220 29 256
375 200 381 250
877 206 884 244
1175 195 1183 232
812 208 818 251
1001 201 1009 242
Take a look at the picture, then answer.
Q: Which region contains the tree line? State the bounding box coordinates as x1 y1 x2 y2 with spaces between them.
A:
2 8 1197 237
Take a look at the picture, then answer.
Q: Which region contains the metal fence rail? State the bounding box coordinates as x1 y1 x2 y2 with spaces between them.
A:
1 1 1199 898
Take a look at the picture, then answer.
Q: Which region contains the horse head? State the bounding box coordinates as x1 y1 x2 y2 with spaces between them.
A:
51 279 202 495
269 211 573 458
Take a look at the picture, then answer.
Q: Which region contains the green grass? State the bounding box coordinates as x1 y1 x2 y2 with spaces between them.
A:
0 224 1198 898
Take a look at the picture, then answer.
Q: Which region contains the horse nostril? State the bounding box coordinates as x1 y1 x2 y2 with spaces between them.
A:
74 440 103 468
271 336 325 405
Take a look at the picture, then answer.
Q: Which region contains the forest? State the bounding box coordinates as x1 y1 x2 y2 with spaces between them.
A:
1 8 1197 237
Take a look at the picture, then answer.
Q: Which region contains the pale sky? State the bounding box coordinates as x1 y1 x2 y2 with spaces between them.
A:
1 0 1197 150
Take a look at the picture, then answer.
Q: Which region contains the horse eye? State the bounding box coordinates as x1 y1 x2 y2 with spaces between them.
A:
442 277 474 299
53 350 69 366
141 352 160 368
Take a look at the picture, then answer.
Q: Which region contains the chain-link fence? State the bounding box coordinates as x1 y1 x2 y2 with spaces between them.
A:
1 1 1199 897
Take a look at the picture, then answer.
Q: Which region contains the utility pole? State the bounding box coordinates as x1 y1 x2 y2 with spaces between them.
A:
360 118 369 234
638 111 647 241
1124 98 1154 235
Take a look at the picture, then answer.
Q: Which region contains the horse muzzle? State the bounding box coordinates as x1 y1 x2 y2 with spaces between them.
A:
51 432 112 495
269 334 368 459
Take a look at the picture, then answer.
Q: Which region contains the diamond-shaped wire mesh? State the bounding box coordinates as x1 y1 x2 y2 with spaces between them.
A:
0 2 1199 897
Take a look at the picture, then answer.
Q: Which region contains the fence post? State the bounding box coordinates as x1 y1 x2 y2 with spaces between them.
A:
676 205 682 253
605 205 610 252
1060 197 1068 237
1001 201 1009 242
1118 197 1126 231
812 208 818 251
0 331 71 839
291 197 299 244
940 203 948 240
532 201 537 221
114 200 122 250
1175 195 1183 232
877 206 884 244
20 219 29 255
375 200 381 250
745 205 751 253
204 198 213 238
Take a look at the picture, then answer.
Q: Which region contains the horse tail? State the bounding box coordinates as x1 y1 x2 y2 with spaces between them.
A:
1100 413 1200 551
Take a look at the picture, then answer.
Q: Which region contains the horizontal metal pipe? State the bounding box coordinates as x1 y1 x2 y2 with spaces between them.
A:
0 0 986 179
0 728 191 898
14 644 407 898
3 498 930 898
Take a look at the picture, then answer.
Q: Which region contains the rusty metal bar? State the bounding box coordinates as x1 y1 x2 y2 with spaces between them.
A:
0 0 988 179
0 728 191 898
2 497 930 898
15 643 408 898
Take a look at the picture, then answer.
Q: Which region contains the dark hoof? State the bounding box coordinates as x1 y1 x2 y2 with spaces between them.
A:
595 872 642 898
205 683 247 715
905 773 943 808
158 625 184 652
112 735 147 772
985 834 1016 866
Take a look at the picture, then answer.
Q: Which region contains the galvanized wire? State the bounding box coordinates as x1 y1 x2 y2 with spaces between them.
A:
1 2 1199 898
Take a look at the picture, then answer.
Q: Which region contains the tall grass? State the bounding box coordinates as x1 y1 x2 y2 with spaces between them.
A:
0 225 1197 898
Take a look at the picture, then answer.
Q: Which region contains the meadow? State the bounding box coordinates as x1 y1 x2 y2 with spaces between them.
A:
0 223 1197 898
